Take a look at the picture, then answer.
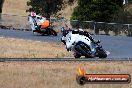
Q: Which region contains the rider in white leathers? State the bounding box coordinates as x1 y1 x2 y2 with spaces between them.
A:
29 11 46 31
61 24 99 46
61 22 107 58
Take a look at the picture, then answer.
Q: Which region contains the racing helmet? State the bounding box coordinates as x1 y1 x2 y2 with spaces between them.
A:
31 11 36 18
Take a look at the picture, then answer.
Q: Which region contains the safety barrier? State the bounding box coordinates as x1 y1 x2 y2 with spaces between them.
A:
70 20 132 36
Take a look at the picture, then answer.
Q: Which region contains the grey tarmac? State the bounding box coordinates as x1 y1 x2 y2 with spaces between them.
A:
0 29 132 59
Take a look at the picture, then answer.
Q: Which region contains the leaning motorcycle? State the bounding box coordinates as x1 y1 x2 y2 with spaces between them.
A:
28 16 57 36
61 27 107 58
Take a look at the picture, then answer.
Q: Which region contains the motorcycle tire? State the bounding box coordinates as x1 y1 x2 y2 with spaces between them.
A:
75 42 92 58
97 47 107 58
74 53 81 58
85 55 93 58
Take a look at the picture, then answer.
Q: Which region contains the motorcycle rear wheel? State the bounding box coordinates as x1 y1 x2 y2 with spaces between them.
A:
74 53 81 58
75 42 92 58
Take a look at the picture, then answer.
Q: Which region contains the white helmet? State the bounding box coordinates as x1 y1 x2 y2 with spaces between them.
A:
31 11 36 17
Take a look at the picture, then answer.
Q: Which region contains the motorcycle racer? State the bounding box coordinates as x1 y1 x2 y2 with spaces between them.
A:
61 26 107 58
61 24 99 45
78 29 100 44
30 11 48 31
28 11 57 36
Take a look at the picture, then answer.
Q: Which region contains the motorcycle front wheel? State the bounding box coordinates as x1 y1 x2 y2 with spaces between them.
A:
96 47 107 58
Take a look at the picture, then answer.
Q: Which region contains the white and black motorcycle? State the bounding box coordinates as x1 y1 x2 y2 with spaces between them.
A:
61 27 107 58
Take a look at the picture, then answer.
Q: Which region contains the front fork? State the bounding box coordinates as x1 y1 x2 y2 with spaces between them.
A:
90 42 97 56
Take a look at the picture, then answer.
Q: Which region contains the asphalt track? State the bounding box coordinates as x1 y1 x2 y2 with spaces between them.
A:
0 29 132 59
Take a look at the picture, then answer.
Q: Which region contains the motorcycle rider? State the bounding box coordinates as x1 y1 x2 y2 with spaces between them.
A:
75 22 100 44
30 11 46 31
61 22 107 58
61 22 99 45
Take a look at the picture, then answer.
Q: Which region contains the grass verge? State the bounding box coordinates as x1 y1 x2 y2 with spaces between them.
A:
0 61 131 88
0 37 71 58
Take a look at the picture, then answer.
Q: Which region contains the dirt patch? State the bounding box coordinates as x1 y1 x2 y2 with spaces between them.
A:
3 0 29 16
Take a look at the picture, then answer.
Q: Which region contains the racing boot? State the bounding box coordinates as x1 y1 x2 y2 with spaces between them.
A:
35 25 41 31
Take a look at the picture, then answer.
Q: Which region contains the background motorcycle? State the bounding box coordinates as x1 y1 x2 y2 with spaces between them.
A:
61 27 107 58
28 16 57 36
